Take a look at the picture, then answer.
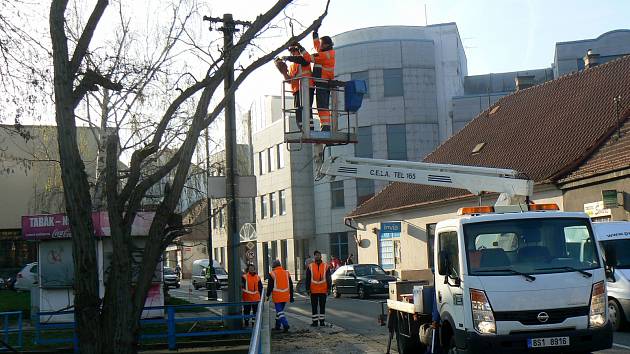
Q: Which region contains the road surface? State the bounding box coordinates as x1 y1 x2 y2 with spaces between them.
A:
170 280 630 353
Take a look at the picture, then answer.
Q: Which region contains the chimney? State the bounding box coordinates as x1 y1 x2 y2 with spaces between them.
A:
584 49 600 69
515 75 536 91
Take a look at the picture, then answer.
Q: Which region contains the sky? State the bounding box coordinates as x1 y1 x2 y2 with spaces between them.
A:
219 0 630 107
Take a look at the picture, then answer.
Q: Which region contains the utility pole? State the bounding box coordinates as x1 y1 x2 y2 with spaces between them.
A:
203 13 251 329
205 128 218 301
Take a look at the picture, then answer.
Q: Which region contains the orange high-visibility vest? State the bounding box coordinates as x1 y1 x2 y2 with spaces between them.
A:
288 61 313 94
270 266 290 303
312 41 335 80
312 38 335 126
309 262 328 294
242 273 261 302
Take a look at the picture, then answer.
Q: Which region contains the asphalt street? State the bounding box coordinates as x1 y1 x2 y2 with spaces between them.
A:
170 280 630 353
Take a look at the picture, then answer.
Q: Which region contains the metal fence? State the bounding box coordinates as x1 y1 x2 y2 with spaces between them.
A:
0 311 23 352
35 302 258 351
247 288 271 354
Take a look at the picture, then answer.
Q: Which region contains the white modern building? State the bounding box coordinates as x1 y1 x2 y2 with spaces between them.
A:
250 24 468 277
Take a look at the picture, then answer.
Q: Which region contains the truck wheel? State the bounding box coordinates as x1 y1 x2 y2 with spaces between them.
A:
193 282 200 290
445 335 457 354
332 285 341 298
358 285 368 299
609 298 626 331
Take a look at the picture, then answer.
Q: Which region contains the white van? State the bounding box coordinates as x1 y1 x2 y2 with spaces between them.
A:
593 221 630 331
191 259 228 290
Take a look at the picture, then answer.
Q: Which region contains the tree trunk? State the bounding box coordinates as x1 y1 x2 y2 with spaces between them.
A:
50 1 102 352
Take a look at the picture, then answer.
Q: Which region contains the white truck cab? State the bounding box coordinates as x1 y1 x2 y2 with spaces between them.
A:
593 221 630 331
433 207 613 353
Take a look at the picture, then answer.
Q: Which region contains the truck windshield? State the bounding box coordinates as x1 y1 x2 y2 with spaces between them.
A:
600 239 630 269
464 218 600 276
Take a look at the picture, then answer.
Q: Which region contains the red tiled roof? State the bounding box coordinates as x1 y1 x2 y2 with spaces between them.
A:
560 116 630 182
349 55 630 219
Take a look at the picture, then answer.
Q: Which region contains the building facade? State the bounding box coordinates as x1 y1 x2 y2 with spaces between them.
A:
348 54 630 274
452 29 630 133
0 125 99 270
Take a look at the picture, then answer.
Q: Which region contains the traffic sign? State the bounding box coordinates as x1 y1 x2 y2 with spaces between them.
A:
246 241 255 250
246 250 255 259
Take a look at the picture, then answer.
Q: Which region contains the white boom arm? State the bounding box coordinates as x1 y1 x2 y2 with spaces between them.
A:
319 156 534 204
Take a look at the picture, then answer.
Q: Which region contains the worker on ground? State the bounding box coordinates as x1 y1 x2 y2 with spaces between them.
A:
346 254 354 265
275 42 314 131
311 24 336 132
305 250 332 327
266 259 294 332
241 263 263 327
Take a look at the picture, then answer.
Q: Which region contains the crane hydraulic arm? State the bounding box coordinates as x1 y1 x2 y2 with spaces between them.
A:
319 156 534 205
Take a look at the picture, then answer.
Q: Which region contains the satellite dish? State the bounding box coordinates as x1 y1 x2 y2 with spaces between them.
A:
239 223 257 242
359 239 370 248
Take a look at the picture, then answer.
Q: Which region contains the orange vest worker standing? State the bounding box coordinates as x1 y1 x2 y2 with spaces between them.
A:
311 25 336 132
241 264 263 327
305 250 332 327
266 260 294 332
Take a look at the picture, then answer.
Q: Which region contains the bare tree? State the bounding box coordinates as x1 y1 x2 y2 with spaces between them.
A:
47 0 330 353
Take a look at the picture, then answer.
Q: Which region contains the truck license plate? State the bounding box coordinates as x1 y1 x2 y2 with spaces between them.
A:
527 336 569 348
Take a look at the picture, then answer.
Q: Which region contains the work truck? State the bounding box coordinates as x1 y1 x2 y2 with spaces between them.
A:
320 157 614 354
281 79 614 353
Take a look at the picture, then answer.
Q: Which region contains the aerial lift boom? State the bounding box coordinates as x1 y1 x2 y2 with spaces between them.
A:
318 156 534 205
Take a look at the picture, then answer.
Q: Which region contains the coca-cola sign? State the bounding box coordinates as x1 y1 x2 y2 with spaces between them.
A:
22 212 155 240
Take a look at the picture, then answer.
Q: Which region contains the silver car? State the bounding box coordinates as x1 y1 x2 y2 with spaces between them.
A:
15 262 38 291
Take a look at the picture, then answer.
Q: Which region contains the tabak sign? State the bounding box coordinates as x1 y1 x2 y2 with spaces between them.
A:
22 211 155 240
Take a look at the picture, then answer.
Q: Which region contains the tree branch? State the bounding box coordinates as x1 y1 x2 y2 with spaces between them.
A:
70 0 109 74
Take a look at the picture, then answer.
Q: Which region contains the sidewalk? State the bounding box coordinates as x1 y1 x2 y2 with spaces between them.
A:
271 311 392 354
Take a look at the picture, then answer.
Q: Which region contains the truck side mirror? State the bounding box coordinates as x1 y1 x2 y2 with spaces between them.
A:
605 266 616 282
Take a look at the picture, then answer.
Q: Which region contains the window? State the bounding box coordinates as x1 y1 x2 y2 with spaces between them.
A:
351 71 369 98
438 231 459 277
356 179 374 205
330 232 349 261
267 148 273 172
281 240 288 272
218 208 224 228
212 208 218 229
427 223 436 269
262 242 270 273
383 68 403 97
260 195 267 219
387 124 407 160
379 223 401 270
271 241 278 262
355 126 372 158
259 151 265 175
214 248 219 261
277 144 285 169
220 247 226 266
270 192 276 217
279 190 287 215
330 180 345 208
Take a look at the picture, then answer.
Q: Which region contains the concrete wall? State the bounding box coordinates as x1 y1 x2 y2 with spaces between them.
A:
0 126 99 229
554 30 630 77
561 171 630 221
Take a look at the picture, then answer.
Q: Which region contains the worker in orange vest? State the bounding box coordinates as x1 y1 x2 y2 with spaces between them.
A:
241 264 263 327
276 42 314 131
305 250 332 327
266 259 294 332
310 24 335 132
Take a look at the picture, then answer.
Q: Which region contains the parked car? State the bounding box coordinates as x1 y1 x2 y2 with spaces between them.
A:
15 262 38 291
593 221 630 331
331 264 396 299
191 259 228 290
163 267 180 289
